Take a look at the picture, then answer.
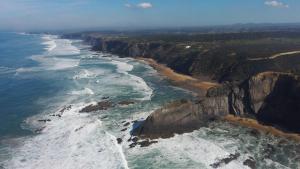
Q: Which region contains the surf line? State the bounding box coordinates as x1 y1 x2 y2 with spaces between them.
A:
107 132 130 169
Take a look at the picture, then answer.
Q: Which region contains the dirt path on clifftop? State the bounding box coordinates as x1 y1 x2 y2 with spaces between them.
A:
248 50 300 61
137 58 219 95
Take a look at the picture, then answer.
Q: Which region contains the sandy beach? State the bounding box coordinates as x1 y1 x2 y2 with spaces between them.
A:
137 58 219 95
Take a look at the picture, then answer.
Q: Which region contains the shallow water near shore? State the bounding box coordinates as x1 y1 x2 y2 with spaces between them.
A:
0 32 299 169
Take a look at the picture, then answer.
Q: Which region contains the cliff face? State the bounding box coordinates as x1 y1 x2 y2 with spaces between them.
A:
67 34 300 83
133 72 300 138
62 33 300 137
251 72 300 132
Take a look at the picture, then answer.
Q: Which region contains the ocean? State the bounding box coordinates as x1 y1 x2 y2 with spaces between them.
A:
0 32 299 169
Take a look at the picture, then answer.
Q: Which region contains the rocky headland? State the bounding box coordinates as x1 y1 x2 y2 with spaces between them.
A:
63 32 300 140
133 72 300 140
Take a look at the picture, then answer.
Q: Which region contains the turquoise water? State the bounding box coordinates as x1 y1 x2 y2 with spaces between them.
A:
0 32 299 169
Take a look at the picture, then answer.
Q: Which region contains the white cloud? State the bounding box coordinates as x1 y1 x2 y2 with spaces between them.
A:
137 2 153 9
265 0 289 8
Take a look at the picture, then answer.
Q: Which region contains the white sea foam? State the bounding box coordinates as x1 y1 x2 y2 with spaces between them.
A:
31 55 80 70
6 34 157 168
127 74 153 100
72 68 108 80
108 59 153 100
125 130 249 169
42 35 58 51
70 88 94 95
42 35 80 55
0 66 16 75
4 104 129 169
110 59 134 73
16 35 81 73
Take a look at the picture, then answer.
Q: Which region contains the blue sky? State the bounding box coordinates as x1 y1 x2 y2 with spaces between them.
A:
0 0 299 31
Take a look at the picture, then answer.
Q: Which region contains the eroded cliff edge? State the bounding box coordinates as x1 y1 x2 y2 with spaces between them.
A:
132 72 300 138
63 33 300 139
63 32 300 83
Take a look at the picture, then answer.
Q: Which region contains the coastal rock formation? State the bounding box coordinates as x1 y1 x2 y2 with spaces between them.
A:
133 72 300 138
63 33 300 83
80 101 113 113
133 97 230 138
252 72 300 132
62 33 300 137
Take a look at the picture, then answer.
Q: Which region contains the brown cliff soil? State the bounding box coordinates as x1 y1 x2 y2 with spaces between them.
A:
223 115 300 142
137 58 219 95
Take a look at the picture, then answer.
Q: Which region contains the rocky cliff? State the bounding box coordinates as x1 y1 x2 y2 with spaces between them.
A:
133 72 300 138
62 33 300 138
63 32 300 83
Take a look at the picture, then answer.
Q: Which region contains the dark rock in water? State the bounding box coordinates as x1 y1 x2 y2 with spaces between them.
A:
75 126 84 132
138 140 158 147
249 129 260 137
132 99 229 139
101 96 109 100
50 114 62 118
121 128 127 132
38 119 51 123
243 158 256 169
98 148 105 152
210 153 240 168
60 105 72 113
121 121 126 123
129 142 137 148
101 115 108 119
131 137 139 142
117 138 123 144
34 126 46 133
80 101 113 113
123 122 130 127
118 100 135 106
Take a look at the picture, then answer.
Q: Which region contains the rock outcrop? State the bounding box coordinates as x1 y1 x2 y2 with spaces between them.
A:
133 97 230 138
251 72 300 132
133 72 300 138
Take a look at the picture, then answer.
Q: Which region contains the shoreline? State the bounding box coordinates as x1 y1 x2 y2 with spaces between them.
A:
223 115 300 142
137 57 219 96
137 57 300 142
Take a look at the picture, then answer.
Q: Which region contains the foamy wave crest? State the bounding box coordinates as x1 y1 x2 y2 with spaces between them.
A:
126 131 248 169
109 59 153 100
42 35 58 51
4 104 129 169
70 88 94 95
33 55 79 71
110 60 134 73
17 32 31 36
128 74 153 100
0 66 16 75
73 69 107 80
16 35 81 73
42 35 80 55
